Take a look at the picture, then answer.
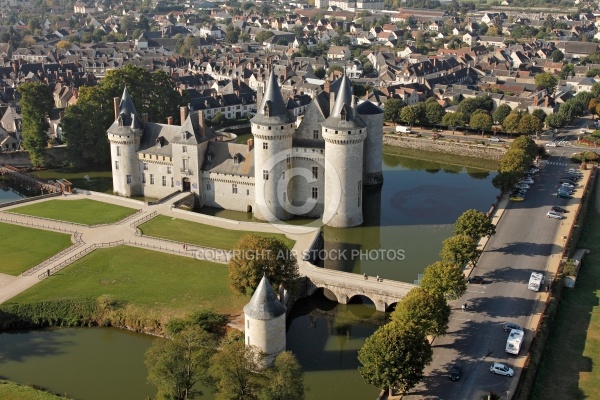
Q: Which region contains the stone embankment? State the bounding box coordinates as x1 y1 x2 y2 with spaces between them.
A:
0 147 67 167
384 134 506 161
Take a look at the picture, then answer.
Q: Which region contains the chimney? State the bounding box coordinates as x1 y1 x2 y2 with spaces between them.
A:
141 113 149 123
533 94 539 106
323 80 330 95
180 106 188 124
330 92 335 115
167 116 173 125
198 110 205 130
113 97 120 120
247 138 254 151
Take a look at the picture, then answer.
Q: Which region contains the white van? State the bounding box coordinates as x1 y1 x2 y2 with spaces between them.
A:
505 329 524 355
396 126 411 133
528 272 544 291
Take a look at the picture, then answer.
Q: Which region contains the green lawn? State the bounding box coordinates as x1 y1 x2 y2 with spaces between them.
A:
7 246 249 317
0 222 72 276
138 215 295 250
530 195 600 400
10 199 137 225
0 380 69 400
32 168 113 193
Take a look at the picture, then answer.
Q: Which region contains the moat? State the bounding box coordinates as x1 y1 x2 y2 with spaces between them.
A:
0 152 498 399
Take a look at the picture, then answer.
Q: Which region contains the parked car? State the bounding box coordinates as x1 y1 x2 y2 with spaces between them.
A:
568 169 582 175
490 363 514 377
527 167 540 174
552 206 567 213
468 276 484 284
450 364 463 381
511 191 526 197
557 192 573 199
520 178 534 184
510 195 525 202
558 188 574 195
561 182 575 189
547 211 564 219
503 322 523 332
545 142 557 147
516 183 530 189
489 137 501 142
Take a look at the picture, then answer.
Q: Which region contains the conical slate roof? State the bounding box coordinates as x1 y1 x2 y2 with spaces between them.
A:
322 75 366 130
243 275 286 320
251 70 294 125
107 87 143 135
330 74 353 119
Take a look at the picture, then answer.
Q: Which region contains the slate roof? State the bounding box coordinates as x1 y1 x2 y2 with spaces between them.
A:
202 141 254 176
322 74 365 130
251 69 294 125
243 275 286 320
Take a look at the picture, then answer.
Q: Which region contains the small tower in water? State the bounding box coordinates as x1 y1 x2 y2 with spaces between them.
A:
243 275 287 367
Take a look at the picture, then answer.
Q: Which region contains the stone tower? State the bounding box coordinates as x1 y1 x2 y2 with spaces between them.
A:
243 275 287 367
251 70 295 222
357 101 384 186
107 87 143 197
322 75 367 228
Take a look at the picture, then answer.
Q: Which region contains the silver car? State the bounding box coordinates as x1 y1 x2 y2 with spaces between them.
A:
490 362 514 377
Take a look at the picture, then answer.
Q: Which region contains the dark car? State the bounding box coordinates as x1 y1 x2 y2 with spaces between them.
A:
468 276 484 284
552 206 567 213
557 192 573 199
450 364 463 381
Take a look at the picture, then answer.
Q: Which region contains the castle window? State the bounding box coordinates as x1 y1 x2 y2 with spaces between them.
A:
282 171 285 180
281 126 284 129
143 174 146 183
171 177 174 187
115 161 119 170
263 100 272 116
247 189 250 196
182 146 187 153
340 106 348 121
143 162 148 171
207 183 211 190
232 183 238 194
167 166 172 174
312 187 318 199
286 154 291 164
162 176 166 186
263 142 268 150
263 170 269 180
312 166 318 179
116 146 121 156
335 130 338 134
348 131 351 134
150 174 154 184
313 130 319 139
268 126 271 130
126 175 131 184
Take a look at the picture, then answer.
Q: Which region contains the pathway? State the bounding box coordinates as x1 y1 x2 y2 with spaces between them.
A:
0 191 415 306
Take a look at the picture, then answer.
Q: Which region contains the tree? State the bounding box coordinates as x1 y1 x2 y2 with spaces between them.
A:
587 68 600 78
19 82 53 167
500 148 528 175
358 322 432 396
255 30 274 43
534 72 558 94
492 104 512 125
518 114 542 135
56 40 71 49
550 49 564 62
383 98 405 123
210 111 226 127
259 352 305 400
589 98 599 117
456 96 494 115
492 171 520 193
442 112 464 129
210 337 264 400
327 65 344 75
419 261 467 300
545 112 566 129
228 234 299 295
531 109 547 124
425 101 445 125
313 66 326 79
560 63 574 80
225 28 241 44
400 105 419 127
469 113 492 135
502 112 521 134
391 287 450 340
362 61 374 75
440 235 481 268
145 326 216 400
454 209 495 239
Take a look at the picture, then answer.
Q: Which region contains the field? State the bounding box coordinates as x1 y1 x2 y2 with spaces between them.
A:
0 380 69 400
383 144 499 171
7 246 249 317
138 215 295 250
32 168 113 193
0 222 72 276
530 195 600 399
10 199 137 225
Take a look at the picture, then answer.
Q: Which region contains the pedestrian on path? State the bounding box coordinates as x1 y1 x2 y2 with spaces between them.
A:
47 269 50 277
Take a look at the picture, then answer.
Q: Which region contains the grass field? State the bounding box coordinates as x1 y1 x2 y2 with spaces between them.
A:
7 246 249 317
383 144 500 171
0 222 72 276
138 215 295 250
10 199 137 225
530 194 600 400
0 380 69 400
32 168 113 193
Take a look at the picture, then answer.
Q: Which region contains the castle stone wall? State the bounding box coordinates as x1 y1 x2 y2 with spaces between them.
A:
360 113 384 185
202 172 255 212
244 313 286 367
290 148 325 218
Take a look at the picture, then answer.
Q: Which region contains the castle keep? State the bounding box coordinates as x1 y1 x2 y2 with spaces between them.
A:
108 71 384 227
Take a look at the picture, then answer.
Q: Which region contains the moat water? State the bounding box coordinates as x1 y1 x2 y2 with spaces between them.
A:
0 154 498 399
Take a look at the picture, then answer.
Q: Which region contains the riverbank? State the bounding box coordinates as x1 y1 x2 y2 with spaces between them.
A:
383 144 500 171
0 379 71 400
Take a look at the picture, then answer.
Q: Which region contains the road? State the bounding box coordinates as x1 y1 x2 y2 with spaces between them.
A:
403 151 580 400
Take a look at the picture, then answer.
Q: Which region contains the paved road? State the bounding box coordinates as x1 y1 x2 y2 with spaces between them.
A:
404 152 584 400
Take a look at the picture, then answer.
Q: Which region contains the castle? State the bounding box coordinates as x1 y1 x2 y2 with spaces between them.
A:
107 71 384 227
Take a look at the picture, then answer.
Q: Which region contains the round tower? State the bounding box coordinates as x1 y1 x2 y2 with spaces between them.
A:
357 101 384 186
107 88 143 197
251 70 295 222
322 75 367 228
243 275 287 368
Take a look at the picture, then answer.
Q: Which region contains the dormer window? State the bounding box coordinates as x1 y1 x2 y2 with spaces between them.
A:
263 100 272 117
340 105 348 122
118 115 124 126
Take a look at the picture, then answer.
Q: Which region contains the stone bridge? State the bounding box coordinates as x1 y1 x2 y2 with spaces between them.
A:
301 262 416 312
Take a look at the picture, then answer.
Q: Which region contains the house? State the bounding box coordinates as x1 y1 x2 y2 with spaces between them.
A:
327 45 351 60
